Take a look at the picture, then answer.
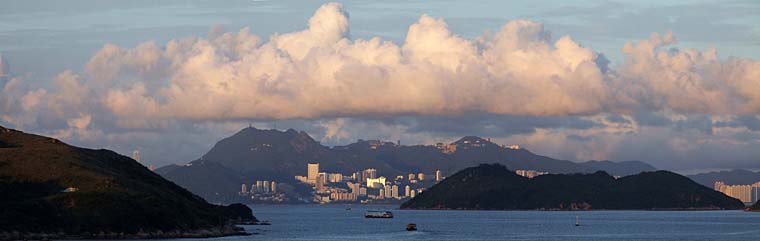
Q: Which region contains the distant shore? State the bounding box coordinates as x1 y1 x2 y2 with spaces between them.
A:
401 207 741 211
0 225 251 240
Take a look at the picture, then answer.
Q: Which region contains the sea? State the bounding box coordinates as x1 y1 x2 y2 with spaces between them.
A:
123 205 760 240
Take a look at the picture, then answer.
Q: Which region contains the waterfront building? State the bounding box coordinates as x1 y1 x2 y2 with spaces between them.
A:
715 181 760 203
256 181 263 192
271 181 277 193
308 163 319 183
391 185 399 199
328 173 343 183
367 177 386 189
362 168 378 182
263 181 270 193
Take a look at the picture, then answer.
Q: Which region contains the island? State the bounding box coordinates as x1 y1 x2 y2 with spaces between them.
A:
0 126 257 240
401 164 745 210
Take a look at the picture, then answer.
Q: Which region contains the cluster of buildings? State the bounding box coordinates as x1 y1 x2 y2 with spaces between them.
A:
294 163 444 204
239 179 284 202
714 181 760 204
435 140 520 154
515 169 549 178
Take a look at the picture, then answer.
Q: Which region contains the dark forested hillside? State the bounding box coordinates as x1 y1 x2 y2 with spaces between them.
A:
0 126 256 239
401 164 744 210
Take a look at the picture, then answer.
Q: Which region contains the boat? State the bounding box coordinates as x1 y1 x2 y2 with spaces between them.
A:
364 210 393 218
406 223 417 231
575 215 580 226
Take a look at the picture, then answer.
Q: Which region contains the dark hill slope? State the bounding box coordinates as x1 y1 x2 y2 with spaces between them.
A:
401 164 744 210
578 160 657 176
0 126 256 239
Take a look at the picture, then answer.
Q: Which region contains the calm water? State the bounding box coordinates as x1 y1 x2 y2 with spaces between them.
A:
129 205 760 240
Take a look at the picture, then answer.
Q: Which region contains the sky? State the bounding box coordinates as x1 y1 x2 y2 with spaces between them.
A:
1 0 759 173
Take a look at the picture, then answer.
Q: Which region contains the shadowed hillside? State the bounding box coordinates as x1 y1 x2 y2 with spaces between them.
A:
401 164 744 210
0 126 257 239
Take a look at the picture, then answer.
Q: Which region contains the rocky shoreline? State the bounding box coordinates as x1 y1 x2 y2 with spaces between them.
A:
0 225 250 240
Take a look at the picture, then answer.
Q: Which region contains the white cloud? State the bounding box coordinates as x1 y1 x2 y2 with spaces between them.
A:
2 3 760 170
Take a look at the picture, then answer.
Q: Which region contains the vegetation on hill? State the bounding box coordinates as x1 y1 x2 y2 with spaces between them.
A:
401 164 744 210
0 126 257 239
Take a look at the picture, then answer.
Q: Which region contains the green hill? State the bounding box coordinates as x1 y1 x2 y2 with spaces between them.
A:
0 126 256 239
401 164 744 210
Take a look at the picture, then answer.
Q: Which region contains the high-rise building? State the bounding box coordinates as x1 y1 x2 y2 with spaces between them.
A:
410 189 416 198
316 173 326 190
347 182 361 194
405 185 411 197
263 181 270 193
256 181 263 193
418 173 425 181
715 181 760 203
328 173 343 183
391 185 399 199
241 184 247 193
379 189 385 199
362 168 377 182
384 184 392 198
408 173 416 181
307 163 319 183
435 169 442 182
132 150 141 163
271 181 277 193
367 177 387 189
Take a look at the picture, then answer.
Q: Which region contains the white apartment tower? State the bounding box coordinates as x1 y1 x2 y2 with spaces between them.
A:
307 163 319 182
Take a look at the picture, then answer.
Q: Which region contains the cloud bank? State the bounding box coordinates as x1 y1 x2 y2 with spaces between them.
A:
2 3 760 170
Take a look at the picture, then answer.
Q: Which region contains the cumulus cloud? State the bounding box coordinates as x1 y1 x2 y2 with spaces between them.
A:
3 3 760 169
56 2 614 126
56 3 755 126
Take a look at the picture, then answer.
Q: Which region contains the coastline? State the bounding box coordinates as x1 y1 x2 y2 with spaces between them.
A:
0 225 251 240
400 207 743 211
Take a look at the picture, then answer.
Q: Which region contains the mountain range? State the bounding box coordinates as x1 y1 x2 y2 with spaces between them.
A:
157 127 657 203
687 169 760 188
401 164 745 210
0 126 256 239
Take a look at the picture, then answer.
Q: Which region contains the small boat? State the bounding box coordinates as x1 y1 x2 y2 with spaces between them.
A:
406 223 417 231
575 215 580 226
365 210 393 218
